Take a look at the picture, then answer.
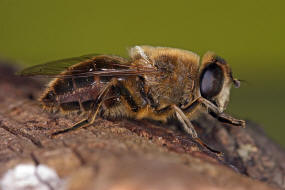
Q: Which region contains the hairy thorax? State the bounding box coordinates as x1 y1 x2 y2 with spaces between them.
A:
145 56 199 110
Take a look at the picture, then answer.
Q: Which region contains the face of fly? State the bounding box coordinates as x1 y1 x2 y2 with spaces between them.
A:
199 52 241 112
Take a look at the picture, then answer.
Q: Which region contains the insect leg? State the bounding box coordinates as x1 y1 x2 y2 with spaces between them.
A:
51 82 113 137
197 97 245 127
210 112 246 128
173 105 198 138
182 97 245 127
173 105 221 154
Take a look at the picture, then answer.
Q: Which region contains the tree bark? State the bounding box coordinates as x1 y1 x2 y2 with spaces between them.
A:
0 62 284 190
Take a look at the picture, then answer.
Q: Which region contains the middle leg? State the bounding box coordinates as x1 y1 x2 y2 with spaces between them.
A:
142 104 221 154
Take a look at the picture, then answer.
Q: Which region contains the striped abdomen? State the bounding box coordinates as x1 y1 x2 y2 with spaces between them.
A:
40 55 128 112
41 75 106 112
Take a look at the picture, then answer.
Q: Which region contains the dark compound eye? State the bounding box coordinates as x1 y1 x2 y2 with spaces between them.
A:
200 63 224 99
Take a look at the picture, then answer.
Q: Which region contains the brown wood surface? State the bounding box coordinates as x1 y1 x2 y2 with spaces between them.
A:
0 62 284 190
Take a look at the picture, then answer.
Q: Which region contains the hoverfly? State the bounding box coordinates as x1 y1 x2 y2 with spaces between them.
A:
20 46 245 153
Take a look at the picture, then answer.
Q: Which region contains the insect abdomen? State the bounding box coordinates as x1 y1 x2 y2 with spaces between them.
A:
40 77 104 112
40 55 130 112
60 101 81 111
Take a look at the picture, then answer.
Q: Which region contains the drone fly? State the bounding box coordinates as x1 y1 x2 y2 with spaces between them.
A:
20 46 245 153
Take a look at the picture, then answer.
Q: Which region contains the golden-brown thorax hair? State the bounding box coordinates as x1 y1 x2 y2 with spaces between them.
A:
129 46 200 110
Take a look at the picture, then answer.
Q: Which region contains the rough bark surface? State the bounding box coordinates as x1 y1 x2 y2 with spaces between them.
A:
0 62 284 190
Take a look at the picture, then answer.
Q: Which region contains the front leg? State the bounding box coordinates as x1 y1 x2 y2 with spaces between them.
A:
182 97 245 128
198 98 245 127
210 112 246 128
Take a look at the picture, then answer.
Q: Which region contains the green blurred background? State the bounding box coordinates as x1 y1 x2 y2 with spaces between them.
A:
0 0 284 146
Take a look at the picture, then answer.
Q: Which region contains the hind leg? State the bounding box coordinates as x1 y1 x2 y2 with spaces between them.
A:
51 82 113 137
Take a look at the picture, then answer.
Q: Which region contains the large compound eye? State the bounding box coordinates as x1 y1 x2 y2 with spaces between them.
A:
200 63 224 99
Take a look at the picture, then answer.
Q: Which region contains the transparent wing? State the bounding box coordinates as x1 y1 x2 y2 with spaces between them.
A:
18 54 157 78
18 54 100 76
